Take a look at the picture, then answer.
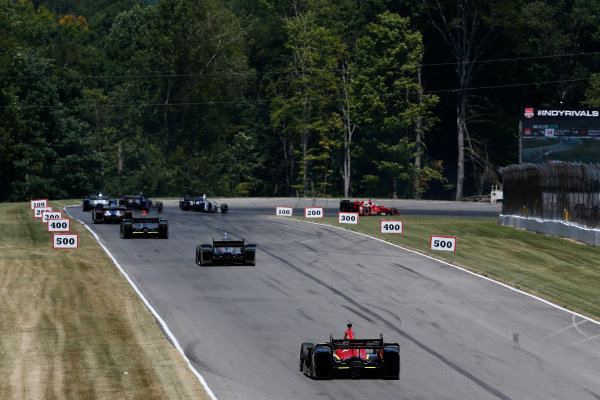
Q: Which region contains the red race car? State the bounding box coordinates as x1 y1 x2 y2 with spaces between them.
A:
340 199 400 216
299 324 400 379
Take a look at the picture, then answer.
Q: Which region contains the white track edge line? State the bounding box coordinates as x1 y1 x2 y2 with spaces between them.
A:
64 206 218 400
278 216 600 327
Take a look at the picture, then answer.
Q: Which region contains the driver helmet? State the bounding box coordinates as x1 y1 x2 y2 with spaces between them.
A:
344 323 355 339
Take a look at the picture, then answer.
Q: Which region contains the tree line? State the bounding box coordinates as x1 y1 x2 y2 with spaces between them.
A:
2 0 600 202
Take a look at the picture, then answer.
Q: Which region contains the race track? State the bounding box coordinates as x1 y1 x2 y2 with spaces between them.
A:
68 199 600 400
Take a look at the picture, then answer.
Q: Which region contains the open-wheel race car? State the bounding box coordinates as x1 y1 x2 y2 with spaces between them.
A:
120 216 168 239
119 194 163 213
340 199 400 216
196 233 255 266
179 195 228 214
299 324 400 379
83 193 115 211
92 204 133 224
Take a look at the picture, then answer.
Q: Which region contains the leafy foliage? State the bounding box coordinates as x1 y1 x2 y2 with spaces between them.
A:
2 0 600 201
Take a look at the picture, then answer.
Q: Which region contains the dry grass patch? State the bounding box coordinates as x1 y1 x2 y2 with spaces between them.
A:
0 201 212 400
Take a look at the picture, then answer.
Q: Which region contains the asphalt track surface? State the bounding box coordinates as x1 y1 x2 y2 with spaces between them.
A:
68 199 600 400
217 197 502 218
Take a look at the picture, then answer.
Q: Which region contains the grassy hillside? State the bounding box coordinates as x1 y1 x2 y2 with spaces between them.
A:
0 201 211 400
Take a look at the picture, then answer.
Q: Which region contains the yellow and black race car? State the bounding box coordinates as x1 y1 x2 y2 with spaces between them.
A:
120 216 168 239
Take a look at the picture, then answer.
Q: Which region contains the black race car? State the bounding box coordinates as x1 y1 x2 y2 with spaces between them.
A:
120 216 168 239
92 204 133 224
299 333 400 379
179 195 228 214
83 193 115 211
119 194 163 213
196 234 255 266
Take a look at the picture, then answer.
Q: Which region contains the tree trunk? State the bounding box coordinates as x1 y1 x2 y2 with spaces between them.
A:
341 62 355 198
163 76 173 156
117 141 123 173
322 160 328 197
455 93 466 200
343 127 352 198
414 68 424 199
424 0 496 201
302 125 308 197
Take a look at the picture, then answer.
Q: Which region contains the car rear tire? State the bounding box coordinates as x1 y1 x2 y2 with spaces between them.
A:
300 342 314 372
120 225 131 239
381 345 400 379
196 245 202 266
363 207 370 216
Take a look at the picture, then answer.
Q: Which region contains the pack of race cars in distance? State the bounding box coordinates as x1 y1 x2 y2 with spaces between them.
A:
340 199 400 216
179 195 228 214
196 233 255 266
82 192 168 238
300 324 400 379
83 193 163 213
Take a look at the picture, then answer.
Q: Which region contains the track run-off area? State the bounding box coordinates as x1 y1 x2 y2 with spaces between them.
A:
67 198 600 400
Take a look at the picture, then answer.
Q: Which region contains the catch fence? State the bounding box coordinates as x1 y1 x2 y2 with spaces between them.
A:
500 162 600 228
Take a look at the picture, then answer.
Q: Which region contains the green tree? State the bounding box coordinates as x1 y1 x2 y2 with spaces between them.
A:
7 49 98 200
104 0 248 195
355 11 440 198
531 1 600 108
269 0 342 196
376 137 415 198
518 0 600 105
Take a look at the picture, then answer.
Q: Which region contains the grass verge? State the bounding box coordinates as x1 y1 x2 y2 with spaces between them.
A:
0 201 212 400
295 215 600 321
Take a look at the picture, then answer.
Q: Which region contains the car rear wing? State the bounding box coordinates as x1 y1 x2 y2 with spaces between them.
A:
212 239 246 247
99 205 128 210
329 336 397 350
130 217 164 223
